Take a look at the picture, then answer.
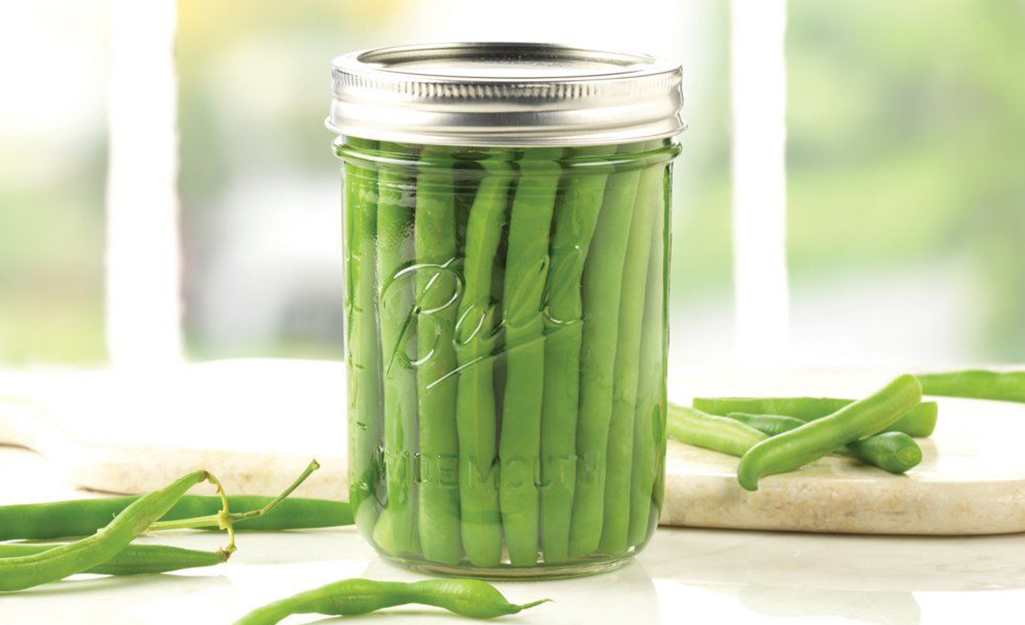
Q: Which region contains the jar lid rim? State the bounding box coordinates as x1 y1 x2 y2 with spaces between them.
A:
327 42 687 147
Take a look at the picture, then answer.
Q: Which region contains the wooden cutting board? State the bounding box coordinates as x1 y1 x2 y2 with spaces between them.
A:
2 360 1024 535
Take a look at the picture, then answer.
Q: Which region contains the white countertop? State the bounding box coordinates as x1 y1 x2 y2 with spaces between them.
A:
4 445 1025 625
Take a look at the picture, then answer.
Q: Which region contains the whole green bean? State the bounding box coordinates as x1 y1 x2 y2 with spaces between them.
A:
726 412 923 473
569 141 652 557
736 374 923 491
376 142 420 556
343 137 384 540
414 147 462 565
0 495 352 542
692 397 938 438
232 578 550 625
627 202 668 548
0 470 208 592
499 147 563 566
454 155 514 568
599 153 664 555
539 145 615 563
0 543 227 577
917 369 1025 403
667 405 768 457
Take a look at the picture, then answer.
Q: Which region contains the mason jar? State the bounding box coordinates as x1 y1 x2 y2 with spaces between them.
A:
328 42 684 578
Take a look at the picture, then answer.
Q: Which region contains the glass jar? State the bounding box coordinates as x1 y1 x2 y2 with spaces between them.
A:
328 43 685 578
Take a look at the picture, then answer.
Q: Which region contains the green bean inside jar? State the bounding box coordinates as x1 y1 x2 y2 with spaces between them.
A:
328 42 685 578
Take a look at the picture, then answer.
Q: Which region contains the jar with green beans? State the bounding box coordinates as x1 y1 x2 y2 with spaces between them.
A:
328 43 685 578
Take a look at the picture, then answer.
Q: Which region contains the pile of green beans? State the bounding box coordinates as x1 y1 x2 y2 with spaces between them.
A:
338 139 677 569
232 578 549 624
669 375 927 491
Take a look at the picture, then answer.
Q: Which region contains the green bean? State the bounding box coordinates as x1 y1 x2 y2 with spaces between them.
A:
736 374 923 491
414 147 462 565
499 147 563 566
232 578 550 625
0 543 227 577
0 470 210 592
627 203 668 548
667 405 768 457
599 153 664 555
917 369 1025 403
0 495 351 541
569 141 652 558
454 155 514 568
692 397 938 438
726 412 923 473
343 137 384 540
539 145 615 563
376 142 420 556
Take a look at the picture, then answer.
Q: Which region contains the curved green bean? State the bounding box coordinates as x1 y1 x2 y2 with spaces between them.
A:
736 374 923 491
569 141 653 558
917 369 1025 403
726 412 923 473
539 145 615 563
667 405 768 457
693 396 938 438
454 155 514 568
0 470 209 592
343 137 384 540
0 543 227 577
499 147 563 566
599 152 664 555
0 495 351 542
376 142 421 556
414 147 462 565
232 578 550 624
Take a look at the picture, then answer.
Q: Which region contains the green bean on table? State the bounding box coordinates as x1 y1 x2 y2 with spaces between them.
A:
599 150 664 555
232 578 549 625
726 412 923 473
692 396 938 438
917 369 1025 403
376 142 421 557
539 145 615 563
0 470 214 592
414 147 462 565
0 543 227 577
0 495 352 542
499 147 564 566
569 142 651 558
736 374 923 491
454 155 514 568
342 137 385 540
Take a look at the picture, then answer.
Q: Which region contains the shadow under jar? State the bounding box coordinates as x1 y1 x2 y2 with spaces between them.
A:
329 42 685 578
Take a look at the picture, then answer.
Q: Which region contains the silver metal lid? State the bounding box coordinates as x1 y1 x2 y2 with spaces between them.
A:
328 42 686 147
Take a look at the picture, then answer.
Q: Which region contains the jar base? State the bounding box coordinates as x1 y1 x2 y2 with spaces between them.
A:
380 552 635 581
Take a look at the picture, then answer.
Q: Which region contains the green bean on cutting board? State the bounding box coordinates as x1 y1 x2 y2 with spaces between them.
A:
736 374 923 491
599 149 665 555
376 142 421 557
414 147 462 565
499 147 564 566
342 137 385 540
0 470 217 592
667 405 768 457
726 412 923 473
917 369 1025 403
454 154 514 568
569 141 653 558
0 495 352 541
233 578 550 625
540 145 616 564
692 396 938 438
0 543 227 577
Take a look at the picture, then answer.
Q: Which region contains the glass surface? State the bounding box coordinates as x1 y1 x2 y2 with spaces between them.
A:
337 138 678 576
